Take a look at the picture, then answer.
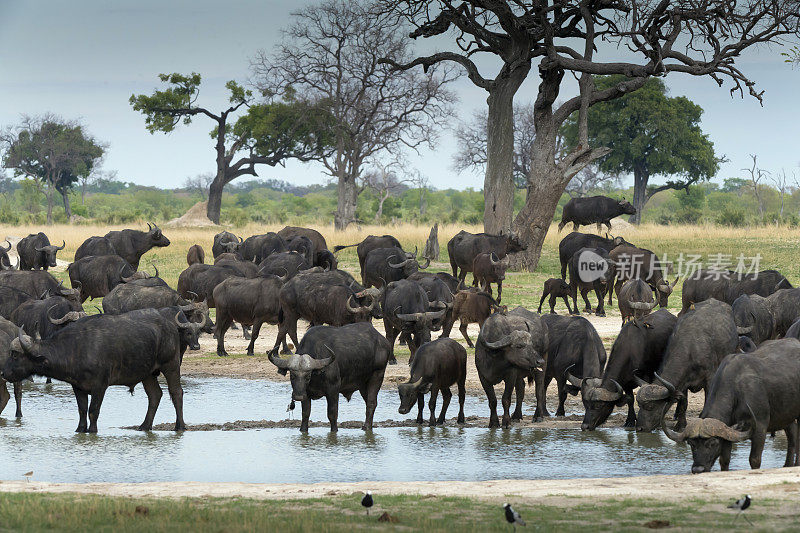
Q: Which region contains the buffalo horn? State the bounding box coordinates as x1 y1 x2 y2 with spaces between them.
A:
628 299 657 311
482 334 512 350
653 372 676 394
737 326 753 335
0 240 10 252
387 255 414 269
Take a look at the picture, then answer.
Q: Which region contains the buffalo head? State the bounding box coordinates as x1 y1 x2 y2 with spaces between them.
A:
503 232 526 253
397 376 431 415
617 199 637 216
655 277 679 307
567 370 625 431
1 327 45 383
635 372 677 431
35 240 65 268
47 305 87 325
174 310 207 351
268 345 336 402
481 328 543 372
146 222 171 248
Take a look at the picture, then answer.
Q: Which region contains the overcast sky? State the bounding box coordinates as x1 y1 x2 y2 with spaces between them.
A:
1 0 799 191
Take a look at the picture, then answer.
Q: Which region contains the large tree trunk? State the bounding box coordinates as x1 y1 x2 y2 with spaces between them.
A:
512 167 565 271
334 172 358 230
207 173 225 225
61 189 72 219
630 164 648 225
483 69 529 235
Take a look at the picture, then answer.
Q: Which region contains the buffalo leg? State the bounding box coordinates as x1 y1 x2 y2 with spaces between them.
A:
783 422 798 467
511 376 524 420
384 321 399 365
624 393 637 428
581 288 593 314
13 382 22 418
561 296 573 315
533 373 550 421
555 377 567 417
456 377 465 424
215 312 233 357
438 387 451 425
538 291 548 313
246 319 263 356
428 385 439 427
673 394 688 429
87 387 107 433
326 391 339 432
440 314 454 339
138 375 163 431
73 386 89 433
496 280 502 303
0 381 8 415
300 398 312 432
164 370 185 431
361 371 383 431
459 321 473 348
415 393 424 424
594 286 606 316
481 375 500 428
241 324 251 340
570 285 580 315
719 440 733 471
501 379 514 428
749 426 767 469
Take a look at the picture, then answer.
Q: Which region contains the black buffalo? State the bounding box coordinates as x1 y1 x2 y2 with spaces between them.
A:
186 244 205 266
176 263 246 308
0 286 36 319
542 314 607 418
268 322 390 432
102 282 212 334
397 338 467 425
538 278 573 315
212 231 242 259
475 308 547 427
414 274 455 333
635 299 738 432
447 230 525 283
408 271 466 295
11 295 86 344
240 233 288 263
363 246 428 289
1 310 194 433
558 232 627 280
609 244 678 308
618 279 657 322
333 235 402 277
663 338 800 473
567 247 614 316
17 233 65 270
258 251 311 279
558 196 636 233
67 255 150 302
276 226 328 257
75 223 170 270
731 293 774 345
286 235 314 266
314 249 338 271
0 316 23 418
578 309 677 430
381 279 447 365
680 269 791 315
0 270 61 300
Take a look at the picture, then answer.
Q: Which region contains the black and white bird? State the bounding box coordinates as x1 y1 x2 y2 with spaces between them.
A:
504 503 526 527
361 491 374 515
728 494 752 524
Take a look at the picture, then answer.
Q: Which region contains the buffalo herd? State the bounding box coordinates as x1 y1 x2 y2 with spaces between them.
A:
1 218 800 476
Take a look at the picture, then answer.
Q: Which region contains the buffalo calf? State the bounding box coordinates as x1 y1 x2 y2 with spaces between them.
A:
538 278 573 314
186 244 205 266
441 289 505 347
472 252 508 302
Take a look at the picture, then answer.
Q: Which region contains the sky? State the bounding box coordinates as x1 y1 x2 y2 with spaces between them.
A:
1 0 799 191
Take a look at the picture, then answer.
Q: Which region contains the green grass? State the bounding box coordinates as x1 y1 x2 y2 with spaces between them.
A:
0 492 795 532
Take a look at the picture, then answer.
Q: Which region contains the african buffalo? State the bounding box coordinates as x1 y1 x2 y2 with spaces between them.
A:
258 251 311 279
448 230 525 283
398 338 467 426
1 310 194 433
618 279 657 322
102 283 212 333
414 275 455 333
609 244 677 308
558 196 636 233
0 270 61 299
731 293 774 345
578 309 677 430
333 235 402 275
441 288 505 347
362 246 428 289
277 226 328 257
176 263 246 308
212 231 242 259
0 240 16 270
542 314 607 418
538 278 573 314
663 338 800 473
381 279 446 365
186 244 205 266
240 233 288 263
75 224 169 270
680 269 791 315
567 247 614 316
0 316 23 418
476 308 547 427
213 274 286 357
213 257 259 279
67 255 149 302
635 299 738 432
268 322 390 432
558 232 627 280
17 233 65 271
11 295 86 343
314 250 338 270
472 252 508 302
286 235 314 266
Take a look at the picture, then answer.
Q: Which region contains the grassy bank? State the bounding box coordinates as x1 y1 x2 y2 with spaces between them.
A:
0 491 794 532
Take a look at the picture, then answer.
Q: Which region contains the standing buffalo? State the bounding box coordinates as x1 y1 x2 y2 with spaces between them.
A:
663 338 800 473
635 299 738 432
1 310 192 433
0 240 17 270
542 314 606 418
11 295 86 344
567 247 614 316
475 309 548 427
441 289 505 347
67 255 150 302
102 282 212 335
334 235 402 276
732 288 800 346
212 231 242 259
538 278 573 314
398 338 467 426
17 233 65 271
258 251 310 279
286 235 314 266
0 270 61 299
186 244 205 266
408 271 466 295
558 196 636 233
213 275 285 357
680 269 791 315
414 274 455 333
472 252 508 302
362 246 428 289
618 279 657 322
176 263 245 308
609 245 677 308
381 279 447 364
240 233 288 263
268 322 390 432
578 309 677 430
0 316 23 418
447 231 525 283
75 223 170 270
277 226 328 257
558 232 627 280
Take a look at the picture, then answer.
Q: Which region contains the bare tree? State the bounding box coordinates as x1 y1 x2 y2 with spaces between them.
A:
409 169 430 217
183 173 215 201
381 1 800 269
565 165 616 198
361 161 409 220
744 154 769 218
772 168 792 217
252 0 457 230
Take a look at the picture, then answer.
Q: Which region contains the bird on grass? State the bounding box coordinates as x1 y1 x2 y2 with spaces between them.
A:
361 491 373 516
23 471 33 483
729 494 753 525
504 503 525 528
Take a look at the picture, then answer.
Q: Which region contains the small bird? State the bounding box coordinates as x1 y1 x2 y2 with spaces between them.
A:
728 494 752 525
361 491 374 515
504 503 526 528
23 471 33 483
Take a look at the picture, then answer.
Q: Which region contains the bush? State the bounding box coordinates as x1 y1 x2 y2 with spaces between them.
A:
716 208 746 227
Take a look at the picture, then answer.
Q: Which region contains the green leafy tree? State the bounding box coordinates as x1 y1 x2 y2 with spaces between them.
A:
1 114 104 224
563 76 721 224
130 73 331 223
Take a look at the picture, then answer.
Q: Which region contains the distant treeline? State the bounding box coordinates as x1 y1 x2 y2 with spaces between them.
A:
1 175 798 228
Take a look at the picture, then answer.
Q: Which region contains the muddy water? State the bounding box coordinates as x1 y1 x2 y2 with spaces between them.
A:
0 377 789 483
